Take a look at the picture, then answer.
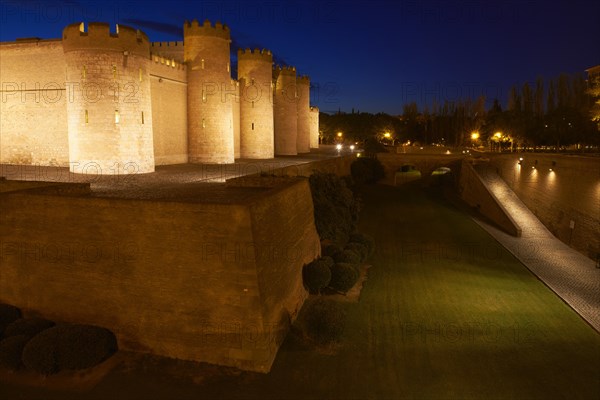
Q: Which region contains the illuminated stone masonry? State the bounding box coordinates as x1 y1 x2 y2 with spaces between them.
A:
0 20 320 174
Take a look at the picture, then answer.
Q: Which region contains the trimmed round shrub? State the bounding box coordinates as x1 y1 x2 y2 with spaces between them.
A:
22 324 118 375
322 243 342 259
0 335 30 371
304 298 346 345
345 242 368 262
0 304 21 336
4 318 55 339
350 157 385 185
303 259 332 294
349 232 375 257
320 256 335 268
334 249 362 265
329 263 359 293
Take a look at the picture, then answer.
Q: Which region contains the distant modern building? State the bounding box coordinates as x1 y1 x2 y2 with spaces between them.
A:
0 20 320 174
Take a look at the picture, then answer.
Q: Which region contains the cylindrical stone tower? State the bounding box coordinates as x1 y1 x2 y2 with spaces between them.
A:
184 19 234 164
238 48 274 159
309 106 320 148
296 75 310 153
62 22 154 174
273 66 297 155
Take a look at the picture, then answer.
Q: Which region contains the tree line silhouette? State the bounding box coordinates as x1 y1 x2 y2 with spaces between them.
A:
320 72 599 151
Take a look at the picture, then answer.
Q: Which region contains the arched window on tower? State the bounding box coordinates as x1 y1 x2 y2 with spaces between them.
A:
251 122 254 130
115 110 120 124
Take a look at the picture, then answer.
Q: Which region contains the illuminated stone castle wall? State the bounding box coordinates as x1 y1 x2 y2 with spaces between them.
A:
0 20 317 173
238 49 274 159
273 66 298 156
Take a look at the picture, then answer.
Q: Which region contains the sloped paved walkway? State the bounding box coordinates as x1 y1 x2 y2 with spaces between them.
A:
472 164 600 333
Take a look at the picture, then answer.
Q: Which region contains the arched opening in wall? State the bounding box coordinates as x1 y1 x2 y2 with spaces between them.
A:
394 164 421 186
430 167 453 188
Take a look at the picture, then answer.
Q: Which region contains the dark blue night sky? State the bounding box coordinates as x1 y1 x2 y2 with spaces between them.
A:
1 0 598 114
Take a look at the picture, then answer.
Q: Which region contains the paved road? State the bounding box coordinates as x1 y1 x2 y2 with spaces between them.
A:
472 164 600 332
0 153 338 201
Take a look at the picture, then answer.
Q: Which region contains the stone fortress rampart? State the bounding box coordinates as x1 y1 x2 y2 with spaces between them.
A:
0 20 320 173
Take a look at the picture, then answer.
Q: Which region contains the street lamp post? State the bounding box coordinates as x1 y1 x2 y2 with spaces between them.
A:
471 132 479 148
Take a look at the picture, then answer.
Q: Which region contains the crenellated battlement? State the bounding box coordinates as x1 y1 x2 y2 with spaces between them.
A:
297 75 310 85
151 53 186 70
310 106 319 112
238 48 273 62
273 65 296 78
152 41 184 48
183 19 230 40
62 22 150 56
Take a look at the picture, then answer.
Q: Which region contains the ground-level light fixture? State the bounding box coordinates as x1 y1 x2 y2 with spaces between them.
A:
350 145 355 151
336 144 342 151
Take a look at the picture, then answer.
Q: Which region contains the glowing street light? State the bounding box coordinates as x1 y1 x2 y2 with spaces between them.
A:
336 144 342 151
494 132 502 139
350 145 355 151
337 132 343 138
383 132 391 138
471 132 480 140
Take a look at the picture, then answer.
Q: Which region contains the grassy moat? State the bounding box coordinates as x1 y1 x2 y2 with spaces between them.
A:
2 183 598 399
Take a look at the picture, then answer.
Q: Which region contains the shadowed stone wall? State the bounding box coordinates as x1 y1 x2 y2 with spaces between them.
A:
488 153 600 258
0 178 319 372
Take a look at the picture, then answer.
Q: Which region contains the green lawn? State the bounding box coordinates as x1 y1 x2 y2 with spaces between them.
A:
262 184 599 400
4 184 599 399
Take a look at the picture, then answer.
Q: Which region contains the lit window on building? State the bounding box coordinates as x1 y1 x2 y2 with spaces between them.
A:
115 110 120 124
